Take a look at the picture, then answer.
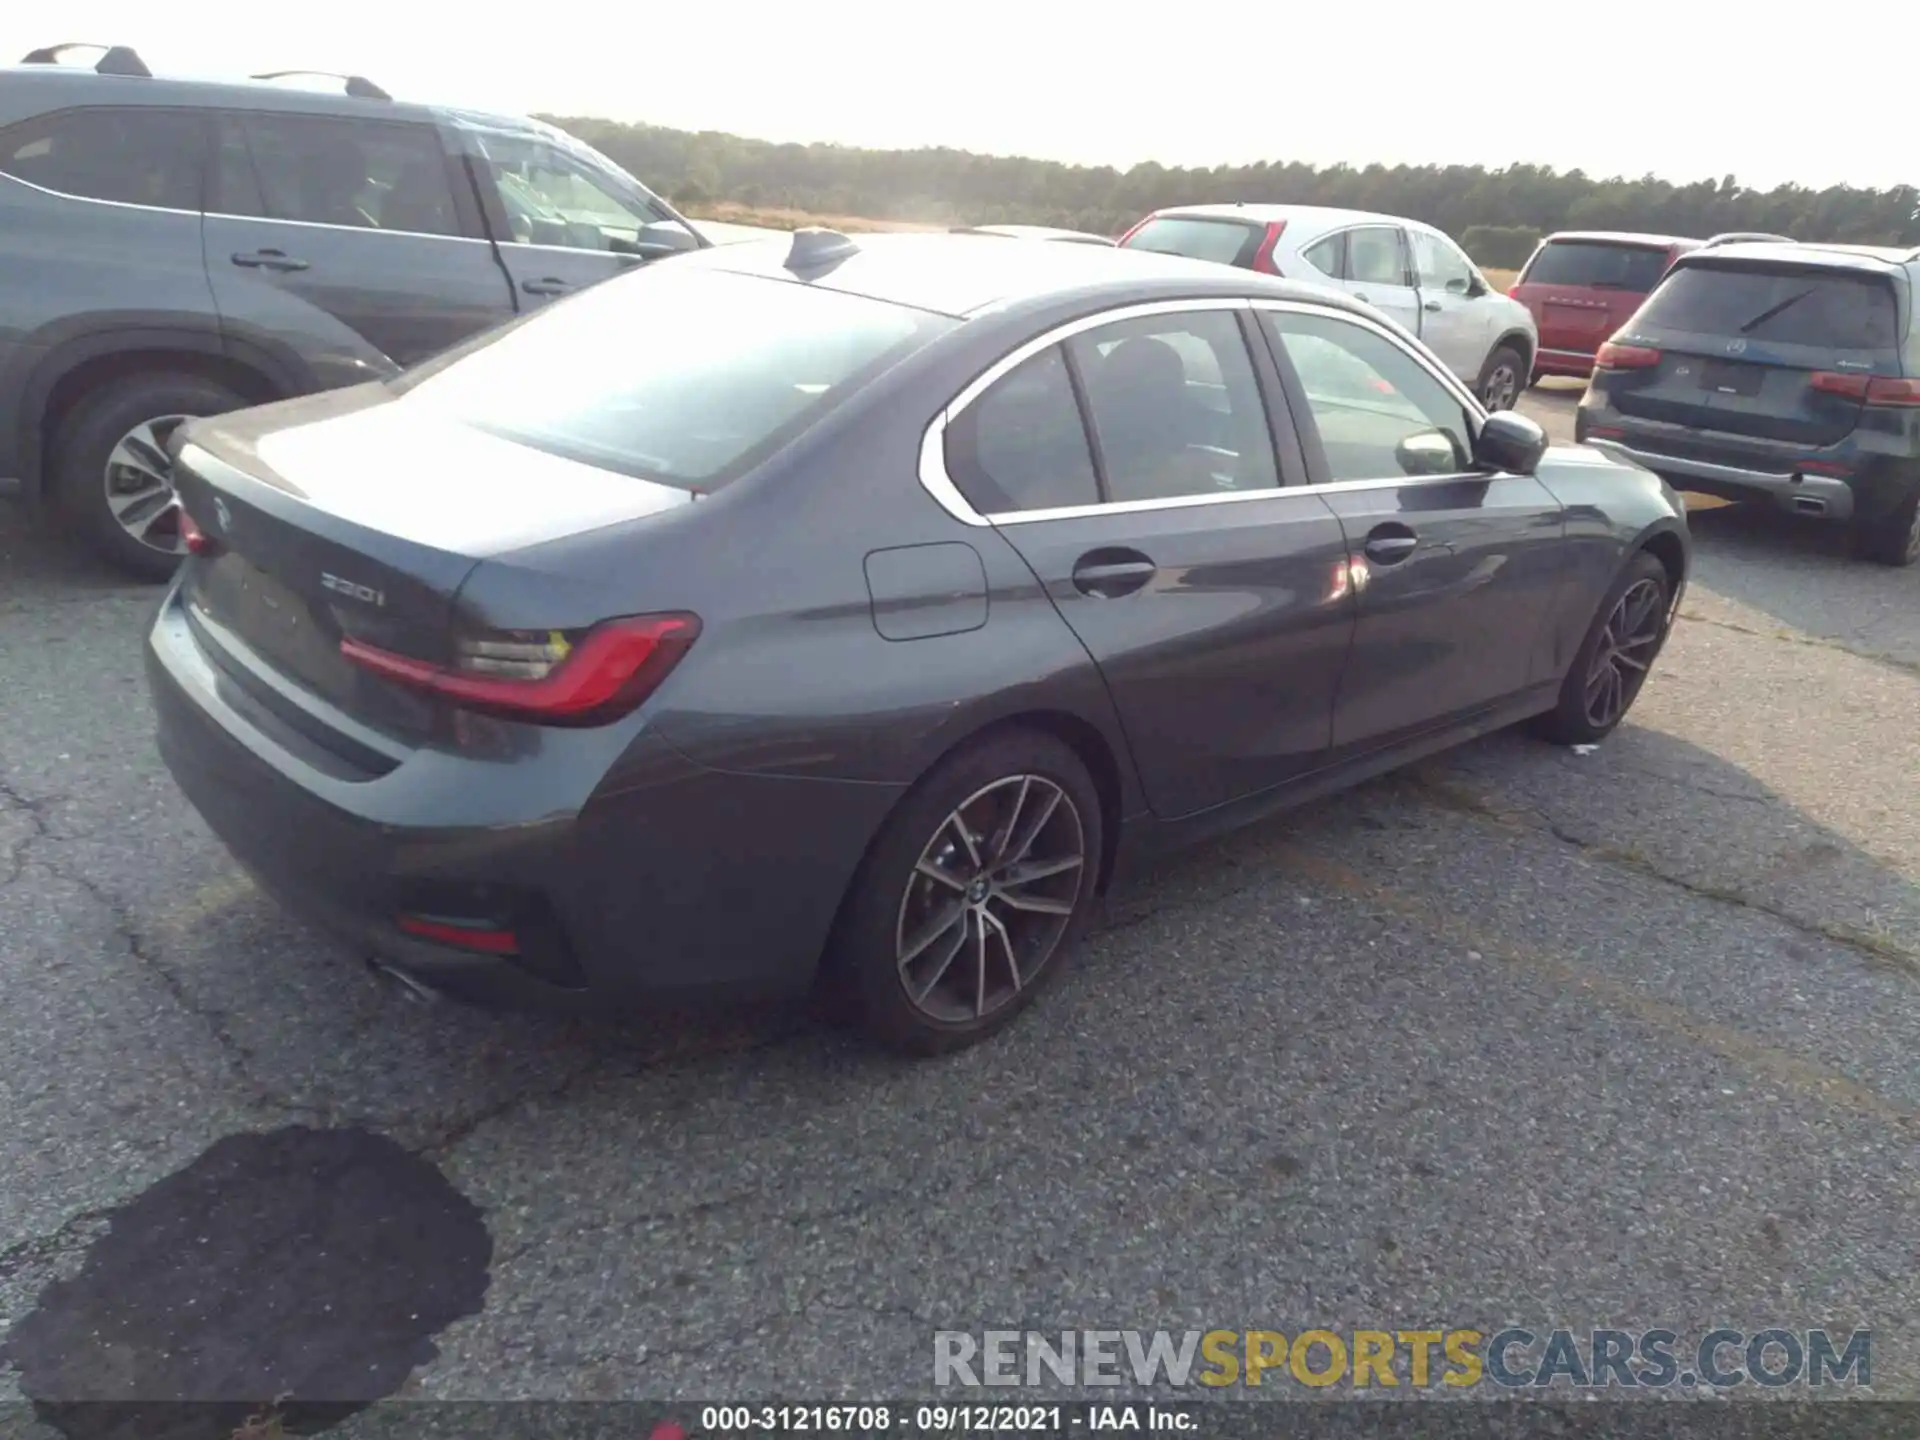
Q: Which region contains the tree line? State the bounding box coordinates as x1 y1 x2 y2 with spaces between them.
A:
547 115 1920 268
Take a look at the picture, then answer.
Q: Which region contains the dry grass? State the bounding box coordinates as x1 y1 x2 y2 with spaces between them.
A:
1481 267 1519 291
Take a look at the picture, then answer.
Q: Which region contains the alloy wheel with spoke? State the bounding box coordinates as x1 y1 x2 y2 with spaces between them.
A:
1582 576 1665 729
104 415 193 555
894 774 1086 1025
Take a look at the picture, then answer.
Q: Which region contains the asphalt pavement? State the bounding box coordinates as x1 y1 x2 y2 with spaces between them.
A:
0 383 1916 1426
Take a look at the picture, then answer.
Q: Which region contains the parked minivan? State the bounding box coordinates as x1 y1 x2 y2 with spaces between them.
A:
1510 232 1701 382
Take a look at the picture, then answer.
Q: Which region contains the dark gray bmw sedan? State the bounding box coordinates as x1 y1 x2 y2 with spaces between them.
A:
146 230 1690 1054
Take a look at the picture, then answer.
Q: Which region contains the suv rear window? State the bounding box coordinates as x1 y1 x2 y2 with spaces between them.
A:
395 266 954 488
1523 241 1671 292
1120 217 1262 267
1636 264 1900 350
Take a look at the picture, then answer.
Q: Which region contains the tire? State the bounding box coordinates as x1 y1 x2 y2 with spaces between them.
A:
828 729 1103 1056
48 372 249 583
1847 485 1920 568
1532 549 1672 747
1476 344 1526 412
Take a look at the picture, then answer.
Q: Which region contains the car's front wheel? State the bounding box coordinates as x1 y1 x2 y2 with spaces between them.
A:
831 729 1103 1055
49 372 249 583
1848 486 1920 568
1533 549 1672 747
1476 344 1527 412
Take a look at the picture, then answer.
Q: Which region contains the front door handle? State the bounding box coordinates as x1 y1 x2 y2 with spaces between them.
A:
1363 524 1419 565
231 248 309 272
1423 299 1443 312
1071 549 1157 598
521 277 572 296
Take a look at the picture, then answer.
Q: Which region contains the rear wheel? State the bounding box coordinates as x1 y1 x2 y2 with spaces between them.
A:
1477 344 1526 412
49 372 249 583
829 730 1102 1056
1848 486 1920 568
1533 550 1671 747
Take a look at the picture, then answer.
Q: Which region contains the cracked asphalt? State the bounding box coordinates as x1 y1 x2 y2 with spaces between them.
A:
0 382 1916 1415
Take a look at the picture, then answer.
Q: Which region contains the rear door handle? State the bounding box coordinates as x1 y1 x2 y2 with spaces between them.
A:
231 249 309 272
1071 549 1157 598
1423 299 1443 312
521 277 572 296
1363 524 1419 565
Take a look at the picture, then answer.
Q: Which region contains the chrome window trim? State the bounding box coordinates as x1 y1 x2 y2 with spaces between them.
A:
3 171 492 244
917 295 1499 528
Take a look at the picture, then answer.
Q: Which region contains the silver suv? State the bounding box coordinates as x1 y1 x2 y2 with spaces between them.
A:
1119 203 1540 412
0 43 707 578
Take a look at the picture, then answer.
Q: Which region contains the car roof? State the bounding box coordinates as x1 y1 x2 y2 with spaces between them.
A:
680 231 1365 319
0 57 551 136
1144 202 1416 231
1678 240 1918 275
1542 230 1700 249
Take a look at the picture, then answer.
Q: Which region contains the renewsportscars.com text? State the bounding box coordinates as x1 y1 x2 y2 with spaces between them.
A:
933 1327 1872 1390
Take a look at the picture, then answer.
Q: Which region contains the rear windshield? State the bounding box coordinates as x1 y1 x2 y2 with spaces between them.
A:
1522 241 1671 292
394 267 953 488
1636 264 1900 350
1120 217 1262 267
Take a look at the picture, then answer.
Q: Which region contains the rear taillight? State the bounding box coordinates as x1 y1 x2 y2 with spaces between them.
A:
340 612 700 726
1595 342 1661 370
179 509 219 556
1251 220 1288 275
1811 372 1920 406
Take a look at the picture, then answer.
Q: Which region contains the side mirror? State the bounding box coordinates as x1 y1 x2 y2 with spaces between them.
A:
1464 272 1489 298
1474 411 1548 475
633 221 700 258
1446 275 1471 295
1395 428 1465 476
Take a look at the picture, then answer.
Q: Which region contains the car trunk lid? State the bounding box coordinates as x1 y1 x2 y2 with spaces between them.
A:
171 384 696 742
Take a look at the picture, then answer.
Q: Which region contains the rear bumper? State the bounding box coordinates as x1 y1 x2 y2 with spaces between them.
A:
146 583 901 1012
1534 346 1598 379
1582 439 1857 520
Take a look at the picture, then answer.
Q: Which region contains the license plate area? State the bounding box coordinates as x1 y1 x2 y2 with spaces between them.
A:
1699 358 1765 397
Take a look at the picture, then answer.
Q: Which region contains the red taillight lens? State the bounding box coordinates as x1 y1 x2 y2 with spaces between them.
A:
179 509 219 556
1251 220 1288 275
396 914 520 954
1595 341 1661 370
1814 372 1920 406
340 612 700 726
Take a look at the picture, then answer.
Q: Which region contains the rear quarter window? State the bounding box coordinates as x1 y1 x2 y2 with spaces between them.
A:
1120 217 1262 267
1635 265 1900 350
1523 242 1670 292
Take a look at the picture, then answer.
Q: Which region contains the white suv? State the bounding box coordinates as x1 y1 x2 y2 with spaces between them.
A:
1119 203 1539 411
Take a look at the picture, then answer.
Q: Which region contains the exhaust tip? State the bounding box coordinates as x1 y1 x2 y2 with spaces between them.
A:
366 957 443 1004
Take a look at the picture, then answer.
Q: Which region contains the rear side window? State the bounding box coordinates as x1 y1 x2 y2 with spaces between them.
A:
227 114 462 237
398 266 954 489
0 107 204 210
946 348 1099 514
1120 217 1262 267
1636 265 1899 349
1302 234 1344 278
1346 227 1408 286
1523 241 1670 292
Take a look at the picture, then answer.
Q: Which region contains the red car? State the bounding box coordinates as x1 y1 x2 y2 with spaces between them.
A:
1510 231 1701 382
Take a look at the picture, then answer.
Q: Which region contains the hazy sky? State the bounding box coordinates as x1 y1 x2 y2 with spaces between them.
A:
7 2 1912 194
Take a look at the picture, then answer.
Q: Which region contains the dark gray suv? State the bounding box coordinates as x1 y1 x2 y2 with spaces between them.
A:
0 43 707 579
1576 240 1920 567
